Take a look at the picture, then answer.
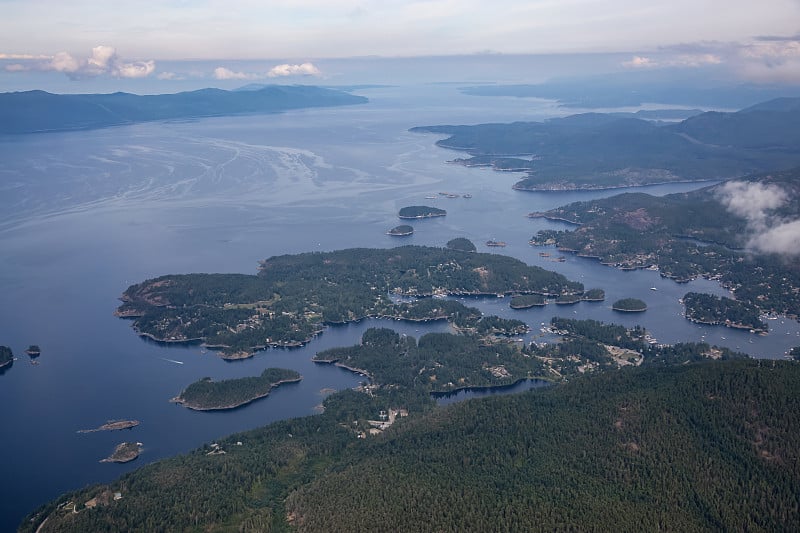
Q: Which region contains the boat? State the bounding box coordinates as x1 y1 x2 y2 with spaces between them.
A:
463 193 472 198
650 287 658 291
539 252 550 257
486 240 507 247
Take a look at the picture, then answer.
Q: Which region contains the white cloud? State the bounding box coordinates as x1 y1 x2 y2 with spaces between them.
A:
716 180 787 229
2 46 156 79
716 180 800 256
156 71 182 80
622 55 655 68
115 60 156 78
753 220 800 256
735 37 800 83
213 67 260 80
49 51 81 73
212 62 322 80
267 62 321 77
0 53 51 60
622 53 721 69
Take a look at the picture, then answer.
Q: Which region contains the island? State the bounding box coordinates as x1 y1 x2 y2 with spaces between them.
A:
410 97 800 190
555 294 582 305
398 205 447 219
682 292 767 333
172 368 302 411
25 345 41 356
115 245 584 358
100 442 142 463
582 288 606 301
0 86 368 134
612 298 647 312
78 420 140 434
446 237 476 252
527 170 800 319
0 346 12 369
510 294 546 309
387 225 414 236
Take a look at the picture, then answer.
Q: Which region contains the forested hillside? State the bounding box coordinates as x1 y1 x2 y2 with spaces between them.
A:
23 359 800 532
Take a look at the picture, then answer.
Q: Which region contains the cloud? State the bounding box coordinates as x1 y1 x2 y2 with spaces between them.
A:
735 35 800 83
754 220 800 255
2 46 156 79
716 180 800 256
622 56 655 68
0 53 51 60
645 36 800 83
622 53 721 69
156 71 182 80
267 62 321 77
213 62 322 80
213 67 260 80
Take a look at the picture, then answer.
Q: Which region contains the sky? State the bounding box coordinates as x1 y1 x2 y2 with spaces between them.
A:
1 0 799 92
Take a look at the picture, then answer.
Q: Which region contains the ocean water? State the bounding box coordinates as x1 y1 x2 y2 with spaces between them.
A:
1 85 797 531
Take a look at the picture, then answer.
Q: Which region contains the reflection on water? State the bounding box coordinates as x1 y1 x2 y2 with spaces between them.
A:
434 379 551 406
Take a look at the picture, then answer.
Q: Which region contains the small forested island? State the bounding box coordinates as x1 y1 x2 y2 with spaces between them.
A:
115 245 584 358
411 98 800 190
582 288 605 301
100 442 141 464
612 298 647 312
386 224 414 236
510 294 546 309
0 346 12 368
528 169 800 318
446 237 476 252
173 368 302 411
25 345 41 356
682 292 767 333
398 205 447 219
508 288 604 310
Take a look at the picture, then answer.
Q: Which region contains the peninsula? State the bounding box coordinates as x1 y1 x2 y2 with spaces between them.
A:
115 245 584 358
172 368 302 411
527 169 800 318
411 97 800 190
0 86 368 134
398 205 446 219
682 292 767 333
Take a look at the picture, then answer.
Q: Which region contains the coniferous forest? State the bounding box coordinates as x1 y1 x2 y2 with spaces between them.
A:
22 358 800 532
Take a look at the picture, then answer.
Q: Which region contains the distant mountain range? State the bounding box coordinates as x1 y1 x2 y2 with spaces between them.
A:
0 85 368 134
412 97 800 190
